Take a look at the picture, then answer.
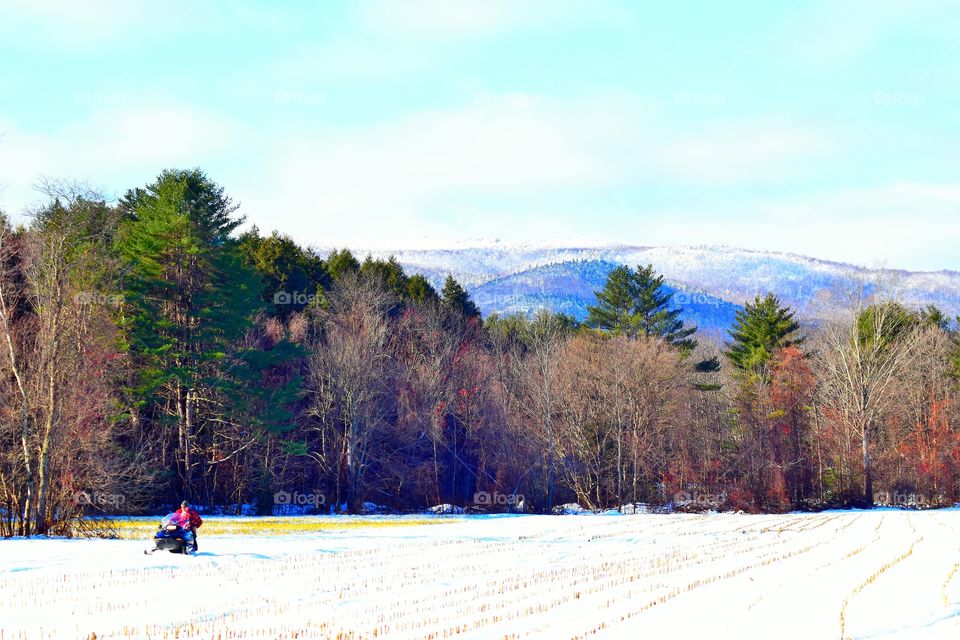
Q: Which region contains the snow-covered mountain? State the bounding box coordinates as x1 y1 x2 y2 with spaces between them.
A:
469 259 740 335
360 244 960 335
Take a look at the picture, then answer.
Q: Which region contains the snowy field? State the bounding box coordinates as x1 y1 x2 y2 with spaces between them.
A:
2 511 960 639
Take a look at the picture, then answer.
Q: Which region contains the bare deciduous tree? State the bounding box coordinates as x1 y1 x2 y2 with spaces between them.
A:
814 299 924 505
306 274 397 511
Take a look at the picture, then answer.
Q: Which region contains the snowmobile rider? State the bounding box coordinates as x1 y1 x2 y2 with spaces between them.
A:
174 500 203 552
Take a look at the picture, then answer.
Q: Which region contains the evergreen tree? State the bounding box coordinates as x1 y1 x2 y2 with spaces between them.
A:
484 312 529 345
726 293 802 372
326 248 360 281
114 169 263 497
360 255 409 298
238 227 328 316
586 265 635 333
440 275 479 318
406 274 440 305
919 304 950 331
587 264 696 349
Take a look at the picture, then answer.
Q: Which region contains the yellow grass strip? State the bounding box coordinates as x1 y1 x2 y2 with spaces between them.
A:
77 517 456 539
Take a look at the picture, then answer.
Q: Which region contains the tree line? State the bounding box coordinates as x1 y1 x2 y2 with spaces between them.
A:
2 169 959 535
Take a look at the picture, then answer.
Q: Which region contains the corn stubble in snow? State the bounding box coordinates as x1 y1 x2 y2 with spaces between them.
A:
1 512 959 639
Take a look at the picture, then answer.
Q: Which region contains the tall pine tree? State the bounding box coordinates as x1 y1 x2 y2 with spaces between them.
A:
726 293 802 373
440 275 479 318
587 264 696 349
406 274 440 305
115 169 263 499
326 248 360 281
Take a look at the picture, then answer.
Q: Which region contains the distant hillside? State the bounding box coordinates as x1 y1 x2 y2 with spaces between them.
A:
354 244 960 335
470 260 739 336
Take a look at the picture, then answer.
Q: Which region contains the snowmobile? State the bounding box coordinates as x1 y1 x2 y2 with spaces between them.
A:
144 512 197 555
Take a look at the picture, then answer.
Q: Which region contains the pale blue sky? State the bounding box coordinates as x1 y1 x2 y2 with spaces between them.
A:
1 0 959 269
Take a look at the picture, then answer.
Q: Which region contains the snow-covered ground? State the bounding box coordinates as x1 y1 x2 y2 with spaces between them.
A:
2 511 960 639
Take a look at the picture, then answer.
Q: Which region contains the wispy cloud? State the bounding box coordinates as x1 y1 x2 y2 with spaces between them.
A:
654 120 832 185
641 182 960 271
356 0 626 39
1 1 957 270
0 105 242 210
0 0 189 51
241 95 632 243
777 0 953 63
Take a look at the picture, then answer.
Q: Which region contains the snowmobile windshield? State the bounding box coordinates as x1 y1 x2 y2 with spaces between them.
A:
160 513 179 526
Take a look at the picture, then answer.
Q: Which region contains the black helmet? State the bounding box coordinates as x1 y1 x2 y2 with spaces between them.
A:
181 500 189 508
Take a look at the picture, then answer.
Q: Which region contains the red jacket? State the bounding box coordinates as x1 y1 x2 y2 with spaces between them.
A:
175 507 203 530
